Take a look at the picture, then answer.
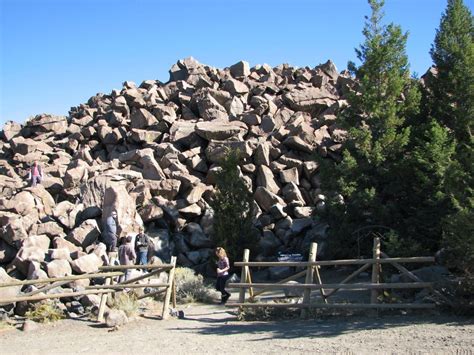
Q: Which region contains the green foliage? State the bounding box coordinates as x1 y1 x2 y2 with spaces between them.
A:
320 0 421 256
442 208 474 275
174 267 213 304
210 148 257 264
25 301 65 323
429 0 474 145
393 119 455 252
427 0 474 275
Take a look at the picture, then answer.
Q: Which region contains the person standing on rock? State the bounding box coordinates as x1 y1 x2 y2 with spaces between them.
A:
135 227 151 266
103 210 118 253
118 235 136 282
215 247 231 304
27 161 43 187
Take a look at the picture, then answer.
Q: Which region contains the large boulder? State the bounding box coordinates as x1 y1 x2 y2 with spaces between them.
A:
0 212 28 246
53 200 83 229
256 165 280 194
147 179 181 200
53 237 82 254
24 114 68 136
2 120 22 141
32 221 65 238
102 184 141 238
195 121 247 141
0 268 22 303
254 187 285 212
70 253 103 274
229 60 250 78
47 259 73 278
283 87 338 114
66 219 101 249
22 235 51 253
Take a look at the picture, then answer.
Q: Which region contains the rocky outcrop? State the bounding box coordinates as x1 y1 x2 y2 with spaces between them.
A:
0 57 346 299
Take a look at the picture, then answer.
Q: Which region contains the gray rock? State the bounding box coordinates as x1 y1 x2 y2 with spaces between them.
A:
279 167 299 185
290 218 314 235
293 206 313 218
254 187 285 212
257 165 280 194
47 259 73 278
230 61 250 78
259 230 282 257
196 121 247 141
70 253 103 274
105 309 128 328
66 219 100 249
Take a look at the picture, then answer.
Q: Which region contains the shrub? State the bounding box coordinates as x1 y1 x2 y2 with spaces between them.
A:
174 267 213 304
25 301 65 323
111 292 139 318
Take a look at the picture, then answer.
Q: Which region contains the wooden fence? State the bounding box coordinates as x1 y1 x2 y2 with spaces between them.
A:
0 256 177 321
228 238 436 317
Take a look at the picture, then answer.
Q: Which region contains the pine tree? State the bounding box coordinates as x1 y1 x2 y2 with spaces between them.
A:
209 149 257 264
320 0 420 257
428 0 474 274
429 0 474 145
394 119 454 253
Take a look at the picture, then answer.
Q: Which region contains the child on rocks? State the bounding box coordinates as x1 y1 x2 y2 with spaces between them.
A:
215 247 231 304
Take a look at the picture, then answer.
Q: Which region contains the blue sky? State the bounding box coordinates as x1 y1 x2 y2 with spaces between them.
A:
1 0 473 127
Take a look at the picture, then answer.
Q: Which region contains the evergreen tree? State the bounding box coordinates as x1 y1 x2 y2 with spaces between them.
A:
320 0 420 257
209 149 257 264
394 118 454 253
428 0 474 274
429 0 474 145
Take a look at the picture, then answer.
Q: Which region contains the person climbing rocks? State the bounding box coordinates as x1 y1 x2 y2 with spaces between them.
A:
27 161 43 187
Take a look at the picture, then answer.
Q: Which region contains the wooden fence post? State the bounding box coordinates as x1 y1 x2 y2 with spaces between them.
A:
97 276 112 322
162 256 177 320
371 237 381 304
239 249 250 303
301 242 317 318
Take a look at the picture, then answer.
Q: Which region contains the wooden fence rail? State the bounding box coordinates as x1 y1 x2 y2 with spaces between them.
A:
228 239 436 317
0 258 178 322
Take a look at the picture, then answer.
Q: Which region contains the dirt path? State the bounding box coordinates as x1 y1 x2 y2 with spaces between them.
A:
1 302 473 354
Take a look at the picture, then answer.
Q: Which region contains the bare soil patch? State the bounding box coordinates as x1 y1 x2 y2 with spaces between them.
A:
0 301 472 355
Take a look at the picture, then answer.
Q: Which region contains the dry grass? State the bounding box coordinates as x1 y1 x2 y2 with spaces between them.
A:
25 301 65 323
111 292 140 317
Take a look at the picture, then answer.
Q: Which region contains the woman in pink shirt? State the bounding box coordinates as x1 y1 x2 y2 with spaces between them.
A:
215 247 231 304
27 161 43 186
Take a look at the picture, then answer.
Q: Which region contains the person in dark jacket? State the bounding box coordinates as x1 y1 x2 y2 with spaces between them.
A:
103 210 118 252
119 235 136 282
135 227 151 265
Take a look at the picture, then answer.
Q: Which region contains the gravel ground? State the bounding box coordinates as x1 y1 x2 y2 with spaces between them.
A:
0 303 473 355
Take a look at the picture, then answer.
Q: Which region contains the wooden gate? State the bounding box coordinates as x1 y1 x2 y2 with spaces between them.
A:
228 238 436 317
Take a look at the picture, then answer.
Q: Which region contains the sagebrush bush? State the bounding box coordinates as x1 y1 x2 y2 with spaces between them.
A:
111 292 139 317
25 301 64 323
174 267 213 304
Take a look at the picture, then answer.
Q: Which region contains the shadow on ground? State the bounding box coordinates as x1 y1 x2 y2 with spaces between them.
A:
171 309 473 341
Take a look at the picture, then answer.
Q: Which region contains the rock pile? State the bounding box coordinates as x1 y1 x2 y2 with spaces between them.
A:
0 57 354 287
